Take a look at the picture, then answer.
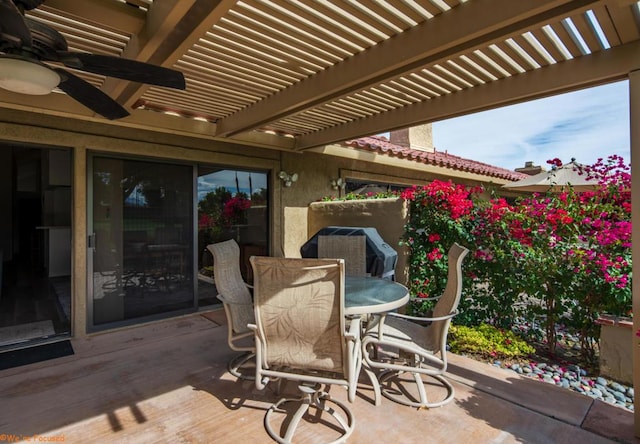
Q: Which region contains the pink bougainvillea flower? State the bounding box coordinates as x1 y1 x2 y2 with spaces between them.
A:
428 233 441 242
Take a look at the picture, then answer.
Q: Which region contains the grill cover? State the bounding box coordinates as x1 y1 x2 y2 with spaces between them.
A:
301 226 398 280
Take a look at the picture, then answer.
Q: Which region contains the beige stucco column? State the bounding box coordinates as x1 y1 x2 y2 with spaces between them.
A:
73 147 87 338
630 70 640 437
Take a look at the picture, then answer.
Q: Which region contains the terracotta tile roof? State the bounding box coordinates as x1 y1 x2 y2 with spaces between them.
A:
343 135 528 182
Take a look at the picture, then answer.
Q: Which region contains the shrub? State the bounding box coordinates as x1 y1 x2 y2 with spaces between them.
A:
320 155 632 363
400 180 479 316
449 324 536 359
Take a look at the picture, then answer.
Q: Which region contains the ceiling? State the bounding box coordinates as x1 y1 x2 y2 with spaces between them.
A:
1 0 639 153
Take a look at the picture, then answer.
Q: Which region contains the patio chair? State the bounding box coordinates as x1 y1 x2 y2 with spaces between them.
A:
207 239 255 380
318 235 367 277
361 243 469 408
249 256 360 444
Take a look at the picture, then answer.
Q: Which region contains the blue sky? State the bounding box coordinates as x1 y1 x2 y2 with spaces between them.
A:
431 80 630 171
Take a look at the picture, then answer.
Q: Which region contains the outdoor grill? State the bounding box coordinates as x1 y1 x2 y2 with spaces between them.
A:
300 226 398 280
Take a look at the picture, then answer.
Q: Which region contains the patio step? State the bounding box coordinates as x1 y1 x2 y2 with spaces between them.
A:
447 352 636 443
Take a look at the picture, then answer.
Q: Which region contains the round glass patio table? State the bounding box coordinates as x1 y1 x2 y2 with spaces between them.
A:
344 276 409 316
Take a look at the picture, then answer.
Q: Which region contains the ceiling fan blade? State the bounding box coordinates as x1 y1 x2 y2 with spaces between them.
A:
56 52 186 90
54 68 130 120
0 0 31 48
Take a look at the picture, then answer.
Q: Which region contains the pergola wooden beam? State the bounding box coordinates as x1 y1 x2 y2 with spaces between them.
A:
214 0 602 137
297 40 640 150
107 0 237 109
43 0 146 34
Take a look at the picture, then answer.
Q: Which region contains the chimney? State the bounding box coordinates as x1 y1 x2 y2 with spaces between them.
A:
515 161 545 176
389 124 434 152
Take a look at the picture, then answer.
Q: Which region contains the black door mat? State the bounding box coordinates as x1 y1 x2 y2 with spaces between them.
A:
0 340 74 371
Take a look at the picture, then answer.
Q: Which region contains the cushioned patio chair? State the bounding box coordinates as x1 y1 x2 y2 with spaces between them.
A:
249 256 361 444
318 234 367 277
361 243 469 408
207 239 255 380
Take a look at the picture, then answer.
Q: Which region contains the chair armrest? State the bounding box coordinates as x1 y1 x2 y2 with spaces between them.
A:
409 294 441 304
386 310 458 324
371 310 458 338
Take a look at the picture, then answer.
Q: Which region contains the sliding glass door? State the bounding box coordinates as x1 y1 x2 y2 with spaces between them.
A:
88 155 270 331
197 167 268 295
89 156 194 328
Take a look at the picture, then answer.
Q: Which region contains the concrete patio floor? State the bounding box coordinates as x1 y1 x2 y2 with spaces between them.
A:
0 311 636 443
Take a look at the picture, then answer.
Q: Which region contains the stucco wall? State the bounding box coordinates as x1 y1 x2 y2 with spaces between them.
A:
282 206 308 258
598 317 633 385
0 115 501 338
304 198 410 285
277 150 432 209
276 149 436 275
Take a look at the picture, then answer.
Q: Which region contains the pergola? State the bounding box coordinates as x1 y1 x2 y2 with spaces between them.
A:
0 0 635 149
0 0 639 434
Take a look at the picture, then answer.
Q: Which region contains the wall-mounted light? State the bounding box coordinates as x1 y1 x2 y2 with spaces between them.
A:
278 171 298 187
331 177 346 191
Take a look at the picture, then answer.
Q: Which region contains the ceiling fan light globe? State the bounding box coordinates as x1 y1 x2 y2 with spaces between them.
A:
0 58 60 95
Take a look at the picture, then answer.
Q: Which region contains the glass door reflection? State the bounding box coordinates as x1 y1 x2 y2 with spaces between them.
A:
91 156 194 327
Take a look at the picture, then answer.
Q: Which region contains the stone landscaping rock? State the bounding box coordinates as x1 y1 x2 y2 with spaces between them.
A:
609 382 625 393
463 324 635 412
489 358 635 412
612 391 626 402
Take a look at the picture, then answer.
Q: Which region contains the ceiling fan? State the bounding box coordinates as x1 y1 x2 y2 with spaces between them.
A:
0 0 186 119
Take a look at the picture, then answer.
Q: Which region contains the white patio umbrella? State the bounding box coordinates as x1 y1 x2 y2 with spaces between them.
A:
502 160 599 193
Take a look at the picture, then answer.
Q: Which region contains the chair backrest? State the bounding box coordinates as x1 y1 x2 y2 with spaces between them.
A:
317 235 367 277
430 243 469 349
207 240 254 334
250 256 346 374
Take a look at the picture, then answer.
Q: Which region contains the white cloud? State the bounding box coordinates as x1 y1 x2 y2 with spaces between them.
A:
432 81 630 170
